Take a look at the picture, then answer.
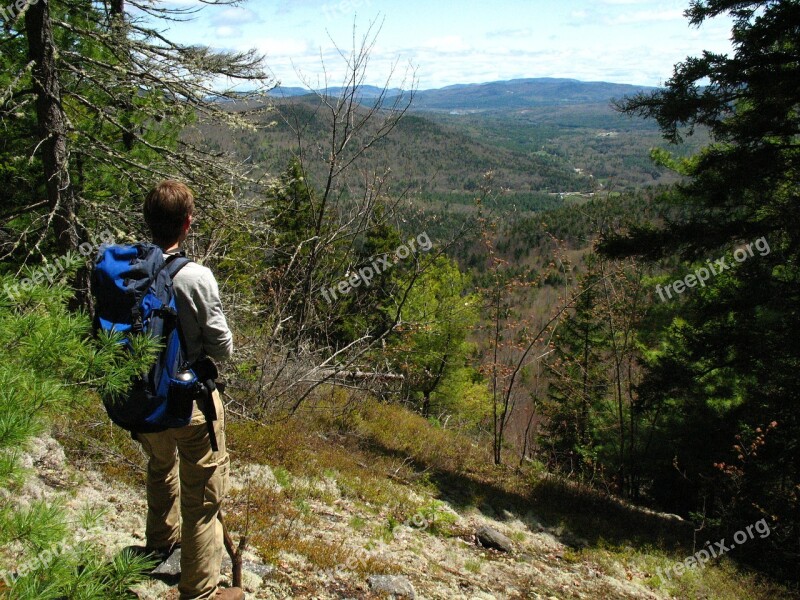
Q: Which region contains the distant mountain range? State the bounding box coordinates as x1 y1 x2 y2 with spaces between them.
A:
269 78 656 112
269 84 402 99
406 78 655 111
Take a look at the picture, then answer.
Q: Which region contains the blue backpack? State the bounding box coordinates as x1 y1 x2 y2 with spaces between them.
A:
91 243 202 433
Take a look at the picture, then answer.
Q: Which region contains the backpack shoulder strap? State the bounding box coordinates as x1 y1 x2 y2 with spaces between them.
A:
165 253 192 280
162 253 193 359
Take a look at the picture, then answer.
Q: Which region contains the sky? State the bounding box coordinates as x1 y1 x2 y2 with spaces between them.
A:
151 0 735 90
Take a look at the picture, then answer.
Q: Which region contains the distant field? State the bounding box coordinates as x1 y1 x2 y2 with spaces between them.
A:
421 104 706 192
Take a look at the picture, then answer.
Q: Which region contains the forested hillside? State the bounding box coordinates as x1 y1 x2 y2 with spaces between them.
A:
1 0 798 599
200 98 593 194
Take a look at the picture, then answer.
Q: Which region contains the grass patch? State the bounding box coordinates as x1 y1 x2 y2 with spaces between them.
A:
228 396 695 553
580 542 798 600
405 500 458 537
510 531 526 543
226 483 398 576
349 515 367 531
272 466 292 488
464 558 481 574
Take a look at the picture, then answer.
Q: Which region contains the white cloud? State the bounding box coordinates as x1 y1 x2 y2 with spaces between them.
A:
606 9 684 24
419 35 470 53
214 7 260 26
486 28 533 39
215 26 241 39
260 37 698 89
274 0 328 14
157 0 735 90
253 38 313 59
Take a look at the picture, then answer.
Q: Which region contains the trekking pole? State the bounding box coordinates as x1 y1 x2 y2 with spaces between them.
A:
218 511 246 588
218 476 251 588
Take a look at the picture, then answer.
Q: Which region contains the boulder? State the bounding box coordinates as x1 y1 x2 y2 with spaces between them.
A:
476 525 514 553
368 574 416 598
150 547 181 580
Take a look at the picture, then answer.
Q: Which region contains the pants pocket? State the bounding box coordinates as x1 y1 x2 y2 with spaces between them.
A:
204 455 230 507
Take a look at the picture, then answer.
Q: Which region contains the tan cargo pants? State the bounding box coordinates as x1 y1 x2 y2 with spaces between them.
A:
136 389 230 600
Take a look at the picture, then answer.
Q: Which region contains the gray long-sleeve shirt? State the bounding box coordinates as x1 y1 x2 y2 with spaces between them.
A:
167 254 233 364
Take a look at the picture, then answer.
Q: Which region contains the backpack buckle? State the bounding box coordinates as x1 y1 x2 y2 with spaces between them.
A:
156 306 178 321
131 306 143 333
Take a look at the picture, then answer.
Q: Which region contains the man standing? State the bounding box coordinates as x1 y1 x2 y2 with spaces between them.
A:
136 180 243 600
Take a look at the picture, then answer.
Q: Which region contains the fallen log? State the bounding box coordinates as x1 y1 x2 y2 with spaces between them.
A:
314 369 404 382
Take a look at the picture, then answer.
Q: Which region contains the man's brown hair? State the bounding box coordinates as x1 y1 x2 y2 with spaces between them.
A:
143 180 195 245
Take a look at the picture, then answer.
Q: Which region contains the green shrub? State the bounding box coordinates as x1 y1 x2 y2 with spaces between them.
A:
0 272 158 598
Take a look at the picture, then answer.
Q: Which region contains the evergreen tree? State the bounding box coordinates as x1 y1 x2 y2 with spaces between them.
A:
389 255 481 419
262 157 321 341
605 0 800 571
1 0 272 304
269 158 317 265
332 209 403 345
545 265 608 478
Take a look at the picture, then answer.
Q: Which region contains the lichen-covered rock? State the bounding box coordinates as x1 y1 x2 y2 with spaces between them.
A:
476 525 514 553
368 574 416 598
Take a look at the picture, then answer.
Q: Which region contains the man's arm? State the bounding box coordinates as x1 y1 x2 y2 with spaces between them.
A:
187 265 233 362
195 269 233 360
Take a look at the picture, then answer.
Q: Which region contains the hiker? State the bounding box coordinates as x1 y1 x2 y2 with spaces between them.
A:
135 180 241 600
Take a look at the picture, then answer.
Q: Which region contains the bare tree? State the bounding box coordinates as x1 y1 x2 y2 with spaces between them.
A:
233 23 493 419
284 21 416 338
3 0 274 284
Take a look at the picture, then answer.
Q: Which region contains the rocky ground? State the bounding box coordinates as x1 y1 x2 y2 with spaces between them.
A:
9 433 675 600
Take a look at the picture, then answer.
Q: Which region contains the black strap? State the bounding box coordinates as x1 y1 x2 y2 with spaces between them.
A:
150 249 183 290
202 380 219 452
164 253 192 357
133 248 184 332
164 251 191 278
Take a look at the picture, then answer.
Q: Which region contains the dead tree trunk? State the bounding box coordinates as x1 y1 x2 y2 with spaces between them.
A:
26 0 90 308
25 0 80 254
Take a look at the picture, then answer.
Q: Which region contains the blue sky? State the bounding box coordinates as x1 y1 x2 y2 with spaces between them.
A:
152 0 734 90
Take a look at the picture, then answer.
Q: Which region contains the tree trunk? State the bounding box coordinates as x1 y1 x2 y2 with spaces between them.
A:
26 0 79 254
579 321 591 475
492 284 502 465
26 0 90 309
109 0 135 151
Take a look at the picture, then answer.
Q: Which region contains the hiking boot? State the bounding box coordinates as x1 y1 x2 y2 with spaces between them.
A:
215 588 245 600
128 542 180 565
